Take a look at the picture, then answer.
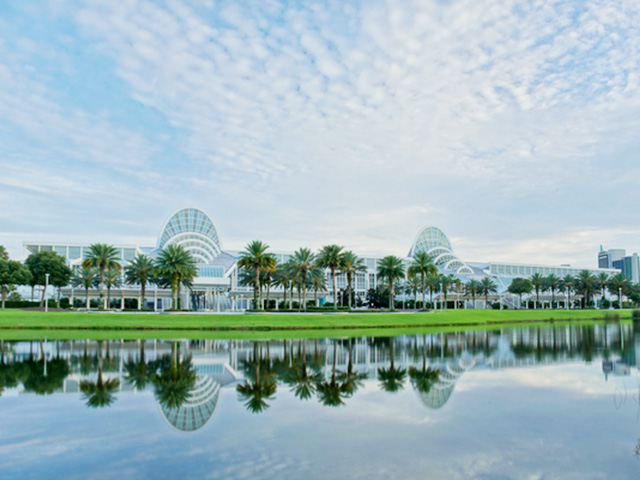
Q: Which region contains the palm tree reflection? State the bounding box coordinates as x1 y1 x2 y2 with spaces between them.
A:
80 340 119 408
152 341 196 410
237 342 277 413
377 338 406 393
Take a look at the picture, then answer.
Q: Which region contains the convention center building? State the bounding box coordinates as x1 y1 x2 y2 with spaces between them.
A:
23 207 620 311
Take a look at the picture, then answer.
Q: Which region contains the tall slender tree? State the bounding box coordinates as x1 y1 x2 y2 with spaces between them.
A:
82 244 121 309
72 267 98 309
125 254 155 310
103 269 121 309
316 245 344 311
291 248 316 311
530 273 546 308
607 273 629 307
595 272 611 308
425 272 440 309
407 252 437 310
465 279 482 308
575 270 595 308
377 256 406 311
480 277 498 309
238 240 271 310
340 251 367 310
560 274 575 309
545 274 561 308
155 244 197 310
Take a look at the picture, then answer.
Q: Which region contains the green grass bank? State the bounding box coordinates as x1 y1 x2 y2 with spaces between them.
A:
0 308 632 333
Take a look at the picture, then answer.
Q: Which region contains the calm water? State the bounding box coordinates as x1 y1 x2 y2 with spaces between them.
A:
1 324 640 479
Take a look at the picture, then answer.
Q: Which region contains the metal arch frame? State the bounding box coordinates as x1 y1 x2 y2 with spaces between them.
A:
156 206 222 251
157 376 221 434
432 252 458 266
456 265 474 275
409 225 453 256
163 232 222 264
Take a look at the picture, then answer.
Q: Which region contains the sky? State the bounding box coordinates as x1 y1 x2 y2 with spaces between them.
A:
1 0 640 266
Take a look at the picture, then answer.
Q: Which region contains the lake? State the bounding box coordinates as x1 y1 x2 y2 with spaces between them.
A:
1 322 639 479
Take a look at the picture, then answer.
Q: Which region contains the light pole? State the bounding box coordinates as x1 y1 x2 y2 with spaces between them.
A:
619 287 622 309
44 273 50 313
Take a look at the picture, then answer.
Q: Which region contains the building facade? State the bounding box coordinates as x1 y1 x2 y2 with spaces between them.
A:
23 207 622 311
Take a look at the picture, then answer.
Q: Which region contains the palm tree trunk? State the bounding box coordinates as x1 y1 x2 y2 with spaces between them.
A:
100 266 106 309
389 278 394 311
86 287 90 309
254 266 260 310
140 283 146 311
421 274 426 310
302 272 307 312
283 282 288 311
332 267 337 312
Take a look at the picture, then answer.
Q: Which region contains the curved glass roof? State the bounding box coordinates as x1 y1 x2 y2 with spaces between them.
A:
157 208 221 264
409 226 472 275
158 375 221 433
413 357 474 410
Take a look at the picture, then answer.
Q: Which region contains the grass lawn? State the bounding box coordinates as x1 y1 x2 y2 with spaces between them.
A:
0 308 632 337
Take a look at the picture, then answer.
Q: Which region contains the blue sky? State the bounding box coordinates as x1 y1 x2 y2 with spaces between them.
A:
1 0 640 266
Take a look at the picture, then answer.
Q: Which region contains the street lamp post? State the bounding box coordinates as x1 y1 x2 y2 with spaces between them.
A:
44 273 50 313
619 287 622 309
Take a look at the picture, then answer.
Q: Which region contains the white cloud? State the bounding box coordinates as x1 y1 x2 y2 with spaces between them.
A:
1 0 640 261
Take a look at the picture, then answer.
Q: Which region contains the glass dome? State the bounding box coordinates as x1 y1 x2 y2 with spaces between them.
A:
409 226 472 275
157 207 221 264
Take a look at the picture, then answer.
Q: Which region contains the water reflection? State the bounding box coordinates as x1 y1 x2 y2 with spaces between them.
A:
0 322 638 433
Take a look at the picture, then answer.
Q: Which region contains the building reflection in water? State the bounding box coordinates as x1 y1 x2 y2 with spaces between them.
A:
0 321 637 432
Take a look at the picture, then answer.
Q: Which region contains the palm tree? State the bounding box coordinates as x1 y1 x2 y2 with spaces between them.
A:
340 251 366 310
290 248 316 311
575 270 595 308
480 277 498 309
262 254 278 309
155 244 197 310
560 274 575 309
80 341 120 408
377 256 406 311
103 269 121 309
309 268 327 307
316 245 344 311
608 273 629 308
82 244 121 309
425 272 440 309
545 274 561 308
465 279 482 308
125 254 155 310
238 240 271 310
530 273 546 308
595 272 611 308
273 261 293 310
438 273 457 309
407 252 437 310
405 275 421 309
72 267 98 309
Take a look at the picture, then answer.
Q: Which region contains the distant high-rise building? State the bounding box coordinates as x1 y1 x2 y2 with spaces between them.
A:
598 246 626 269
612 253 640 283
